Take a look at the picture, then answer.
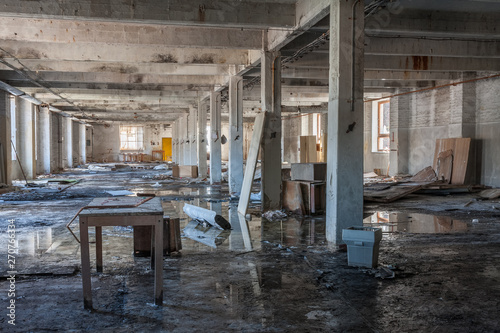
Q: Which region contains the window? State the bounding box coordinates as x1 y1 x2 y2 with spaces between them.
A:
377 101 390 152
120 125 144 150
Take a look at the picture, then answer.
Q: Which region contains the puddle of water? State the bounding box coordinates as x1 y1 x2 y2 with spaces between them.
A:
364 212 469 233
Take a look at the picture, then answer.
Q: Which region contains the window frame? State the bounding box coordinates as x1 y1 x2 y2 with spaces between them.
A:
377 100 390 152
119 125 144 151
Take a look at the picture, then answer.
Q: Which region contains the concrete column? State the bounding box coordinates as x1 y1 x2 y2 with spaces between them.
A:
72 121 80 165
64 117 73 168
261 50 282 211
38 106 51 174
210 91 222 184
449 72 477 138
79 123 86 164
0 91 12 185
228 75 244 196
172 120 177 163
16 98 36 179
320 113 328 162
197 100 208 177
389 90 410 175
178 118 185 165
183 114 190 165
51 113 63 172
188 106 198 165
326 0 365 244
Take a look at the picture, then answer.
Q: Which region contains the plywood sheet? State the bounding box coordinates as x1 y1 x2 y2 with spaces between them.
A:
282 181 305 215
433 138 471 185
410 166 437 182
436 150 453 184
364 184 423 203
299 136 317 163
238 112 266 215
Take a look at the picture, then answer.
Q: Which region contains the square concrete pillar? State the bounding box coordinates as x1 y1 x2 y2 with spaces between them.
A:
0 91 12 185
197 100 208 178
79 123 87 164
228 76 244 196
326 0 365 245
37 106 51 174
210 91 222 184
261 50 282 211
15 97 36 179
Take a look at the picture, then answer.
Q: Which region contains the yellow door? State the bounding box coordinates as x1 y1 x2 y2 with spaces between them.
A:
162 137 172 161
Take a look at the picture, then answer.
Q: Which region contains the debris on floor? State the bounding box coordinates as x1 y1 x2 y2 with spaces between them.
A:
183 203 231 229
262 209 288 221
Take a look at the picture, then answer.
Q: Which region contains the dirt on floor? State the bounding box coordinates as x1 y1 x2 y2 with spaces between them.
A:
0 164 499 332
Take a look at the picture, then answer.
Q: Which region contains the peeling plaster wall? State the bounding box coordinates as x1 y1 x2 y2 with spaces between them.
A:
475 77 500 186
91 123 172 162
388 76 500 187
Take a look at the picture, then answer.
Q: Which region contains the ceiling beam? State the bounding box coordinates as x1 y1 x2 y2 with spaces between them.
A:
0 70 229 86
0 40 251 64
267 0 330 51
365 10 500 39
0 0 295 28
0 59 243 76
365 37 500 58
0 17 263 49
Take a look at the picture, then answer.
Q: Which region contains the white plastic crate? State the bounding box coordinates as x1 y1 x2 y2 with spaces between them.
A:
342 226 382 268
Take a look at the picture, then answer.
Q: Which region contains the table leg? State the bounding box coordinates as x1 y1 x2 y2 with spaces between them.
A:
80 216 92 310
96 226 103 273
150 225 155 269
154 217 164 305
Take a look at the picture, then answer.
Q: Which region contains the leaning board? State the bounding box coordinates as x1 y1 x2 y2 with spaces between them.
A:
433 138 471 185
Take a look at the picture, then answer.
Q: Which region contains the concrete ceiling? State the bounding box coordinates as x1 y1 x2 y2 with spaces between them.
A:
0 0 498 123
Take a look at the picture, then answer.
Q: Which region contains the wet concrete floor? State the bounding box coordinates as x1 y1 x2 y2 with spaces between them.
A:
1 165 500 332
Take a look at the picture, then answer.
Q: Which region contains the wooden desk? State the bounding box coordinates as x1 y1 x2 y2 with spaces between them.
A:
79 197 164 309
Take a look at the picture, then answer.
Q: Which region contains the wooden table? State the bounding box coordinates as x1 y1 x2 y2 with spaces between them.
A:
79 197 164 309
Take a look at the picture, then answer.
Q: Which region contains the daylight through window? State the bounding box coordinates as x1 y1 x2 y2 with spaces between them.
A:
120 125 144 150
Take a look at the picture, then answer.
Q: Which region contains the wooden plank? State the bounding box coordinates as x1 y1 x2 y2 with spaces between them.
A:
451 138 471 184
238 112 266 216
410 166 437 182
299 136 317 163
433 138 456 171
433 138 471 185
436 149 453 183
282 181 305 214
364 184 423 203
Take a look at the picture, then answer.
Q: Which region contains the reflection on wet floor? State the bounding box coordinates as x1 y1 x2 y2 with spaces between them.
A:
364 212 469 233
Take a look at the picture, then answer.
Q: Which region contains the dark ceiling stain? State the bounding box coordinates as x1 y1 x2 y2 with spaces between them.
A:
199 4 206 22
190 54 214 64
17 47 41 59
152 54 178 63
412 56 429 71
91 65 138 74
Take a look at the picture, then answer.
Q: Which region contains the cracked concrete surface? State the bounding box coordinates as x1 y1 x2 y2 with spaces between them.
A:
1 166 499 332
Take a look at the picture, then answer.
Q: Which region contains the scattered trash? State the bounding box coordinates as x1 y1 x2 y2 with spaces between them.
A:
479 188 500 200
262 210 288 221
153 164 168 170
183 203 231 230
151 182 161 187
221 135 227 144
245 214 252 221
88 164 115 172
182 220 230 248
250 192 261 201
472 218 479 223
464 200 475 207
375 266 396 279
105 190 134 196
